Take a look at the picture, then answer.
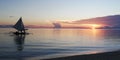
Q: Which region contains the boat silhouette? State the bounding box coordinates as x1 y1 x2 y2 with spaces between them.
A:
13 17 28 35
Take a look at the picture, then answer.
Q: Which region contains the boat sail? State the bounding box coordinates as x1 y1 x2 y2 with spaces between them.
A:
13 17 27 34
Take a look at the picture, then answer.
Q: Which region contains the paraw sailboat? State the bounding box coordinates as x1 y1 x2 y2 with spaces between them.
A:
13 17 28 34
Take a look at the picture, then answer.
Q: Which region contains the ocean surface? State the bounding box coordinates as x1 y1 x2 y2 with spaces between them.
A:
0 28 120 60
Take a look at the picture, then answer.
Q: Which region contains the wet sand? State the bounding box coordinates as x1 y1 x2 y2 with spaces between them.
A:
44 50 120 60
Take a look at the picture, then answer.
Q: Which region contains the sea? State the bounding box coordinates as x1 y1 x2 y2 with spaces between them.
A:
0 28 120 60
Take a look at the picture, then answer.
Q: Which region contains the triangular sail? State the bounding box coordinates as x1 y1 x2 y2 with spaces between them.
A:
13 17 25 31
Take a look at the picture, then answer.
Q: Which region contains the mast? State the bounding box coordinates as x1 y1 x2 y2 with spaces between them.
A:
13 17 25 33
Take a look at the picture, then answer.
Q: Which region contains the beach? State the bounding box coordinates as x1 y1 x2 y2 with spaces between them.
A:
44 50 120 60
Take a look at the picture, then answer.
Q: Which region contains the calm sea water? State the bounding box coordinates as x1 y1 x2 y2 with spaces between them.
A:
0 28 120 60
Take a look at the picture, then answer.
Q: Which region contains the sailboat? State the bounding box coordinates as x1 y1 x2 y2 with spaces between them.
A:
13 17 28 35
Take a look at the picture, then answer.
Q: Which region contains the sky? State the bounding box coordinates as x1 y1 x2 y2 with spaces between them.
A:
0 0 120 25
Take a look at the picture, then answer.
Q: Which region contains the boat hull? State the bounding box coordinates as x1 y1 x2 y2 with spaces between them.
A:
13 32 29 35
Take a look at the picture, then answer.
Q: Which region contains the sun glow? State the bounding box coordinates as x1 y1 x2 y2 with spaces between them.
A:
91 24 101 29
80 24 101 29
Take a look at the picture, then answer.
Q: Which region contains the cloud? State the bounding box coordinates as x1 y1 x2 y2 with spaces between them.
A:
9 16 14 18
52 22 61 28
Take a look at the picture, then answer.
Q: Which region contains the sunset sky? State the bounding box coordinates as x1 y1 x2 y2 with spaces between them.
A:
0 0 120 27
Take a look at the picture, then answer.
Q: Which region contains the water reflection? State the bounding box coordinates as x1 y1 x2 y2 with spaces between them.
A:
93 29 120 39
1 28 120 60
14 34 26 51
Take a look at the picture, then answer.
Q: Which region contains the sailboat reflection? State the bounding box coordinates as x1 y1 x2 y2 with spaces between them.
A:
14 34 26 51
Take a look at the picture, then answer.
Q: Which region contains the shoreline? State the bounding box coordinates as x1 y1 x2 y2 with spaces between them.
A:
44 50 120 60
